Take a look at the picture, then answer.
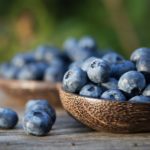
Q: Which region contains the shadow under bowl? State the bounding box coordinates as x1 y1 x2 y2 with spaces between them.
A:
59 86 150 133
0 79 61 108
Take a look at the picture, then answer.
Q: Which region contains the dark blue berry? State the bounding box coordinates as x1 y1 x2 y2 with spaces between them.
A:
87 58 111 83
78 36 97 51
73 47 97 61
63 67 87 93
26 99 56 125
102 52 124 64
17 63 45 80
130 47 150 63
79 84 103 98
143 84 150 97
136 57 150 83
12 53 35 68
44 66 64 83
0 63 10 76
129 95 150 103
111 60 136 79
35 45 60 62
26 99 49 110
118 71 146 96
2 65 19 79
81 57 97 71
69 61 83 70
0 108 18 129
101 89 126 101
63 38 78 52
23 110 52 136
101 78 118 90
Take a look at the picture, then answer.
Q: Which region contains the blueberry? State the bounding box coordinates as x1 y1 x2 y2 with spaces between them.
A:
72 46 97 61
79 84 103 98
26 99 49 110
30 105 56 125
102 52 124 64
78 36 97 51
101 89 126 101
23 110 52 136
101 78 118 90
50 58 68 71
143 84 150 97
35 45 49 61
12 53 35 68
63 38 79 61
69 61 83 69
44 48 61 63
44 66 64 83
129 95 150 103
118 71 146 96
63 67 87 93
130 47 150 63
111 60 136 79
64 37 97 62
81 57 97 71
0 63 10 76
87 58 111 83
0 108 18 129
136 57 150 82
2 65 19 79
26 99 56 125
17 63 44 80
63 37 78 52
35 45 60 62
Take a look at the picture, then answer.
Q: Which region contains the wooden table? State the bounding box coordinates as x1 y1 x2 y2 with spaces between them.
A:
0 108 150 150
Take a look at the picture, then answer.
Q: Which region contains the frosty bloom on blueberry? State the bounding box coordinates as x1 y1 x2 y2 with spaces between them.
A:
0 108 18 129
63 67 87 93
143 84 150 97
87 58 111 83
101 89 126 101
118 71 146 96
23 99 56 136
79 84 103 98
129 95 150 103
23 110 52 136
130 47 150 63
102 52 124 64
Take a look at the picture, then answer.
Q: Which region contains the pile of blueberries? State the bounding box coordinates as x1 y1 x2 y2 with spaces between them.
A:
0 36 103 83
0 45 71 82
63 47 150 103
0 99 56 136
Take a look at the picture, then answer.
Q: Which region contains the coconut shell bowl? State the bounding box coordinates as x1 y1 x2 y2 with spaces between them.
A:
0 79 61 108
59 86 150 133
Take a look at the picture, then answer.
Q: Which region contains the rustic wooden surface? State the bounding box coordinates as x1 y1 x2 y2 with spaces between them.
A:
0 109 150 150
0 91 150 150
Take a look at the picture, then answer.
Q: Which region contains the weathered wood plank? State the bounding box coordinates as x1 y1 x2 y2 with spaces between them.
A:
0 110 150 150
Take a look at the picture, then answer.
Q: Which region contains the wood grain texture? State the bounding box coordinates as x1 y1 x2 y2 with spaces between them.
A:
0 110 150 150
59 87 150 133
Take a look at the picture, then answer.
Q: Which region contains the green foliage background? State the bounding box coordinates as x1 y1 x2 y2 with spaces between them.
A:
0 0 150 61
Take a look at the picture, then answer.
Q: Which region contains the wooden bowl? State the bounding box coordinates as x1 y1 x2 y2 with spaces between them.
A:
0 79 61 108
59 86 150 133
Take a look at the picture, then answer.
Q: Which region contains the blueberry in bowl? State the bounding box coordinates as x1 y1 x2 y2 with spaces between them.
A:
58 49 150 133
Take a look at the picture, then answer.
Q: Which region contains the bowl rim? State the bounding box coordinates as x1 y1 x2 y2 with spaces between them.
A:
59 86 150 106
0 78 61 90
